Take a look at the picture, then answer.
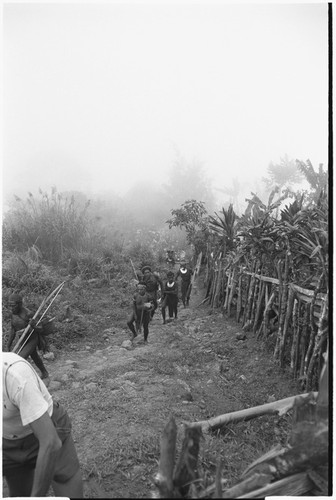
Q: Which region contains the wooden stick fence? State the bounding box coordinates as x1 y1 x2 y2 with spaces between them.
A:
204 262 328 390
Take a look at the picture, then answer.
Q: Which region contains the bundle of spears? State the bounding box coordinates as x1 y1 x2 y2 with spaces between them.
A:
12 281 66 356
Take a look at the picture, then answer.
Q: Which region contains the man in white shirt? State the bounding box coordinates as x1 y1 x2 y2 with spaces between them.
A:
3 352 83 497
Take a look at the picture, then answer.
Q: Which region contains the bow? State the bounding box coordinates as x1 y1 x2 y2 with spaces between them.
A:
13 281 66 355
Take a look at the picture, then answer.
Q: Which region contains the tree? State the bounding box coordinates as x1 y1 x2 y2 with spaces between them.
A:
263 155 304 191
296 159 328 205
166 200 209 258
208 204 237 257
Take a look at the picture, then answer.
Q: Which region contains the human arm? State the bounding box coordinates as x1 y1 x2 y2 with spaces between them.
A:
6 324 16 351
29 412 62 497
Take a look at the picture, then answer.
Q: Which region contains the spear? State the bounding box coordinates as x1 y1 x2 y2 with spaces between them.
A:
13 281 66 355
130 258 139 280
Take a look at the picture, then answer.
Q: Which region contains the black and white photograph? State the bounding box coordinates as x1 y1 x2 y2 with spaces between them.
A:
2 0 330 497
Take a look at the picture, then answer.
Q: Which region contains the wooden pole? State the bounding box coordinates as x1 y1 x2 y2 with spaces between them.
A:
306 293 328 390
173 425 203 497
154 415 177 498
299 303 310 379
253 280 265 334
279 284 295 368
273 260 284 359
236 272 243 323
186 392 317 433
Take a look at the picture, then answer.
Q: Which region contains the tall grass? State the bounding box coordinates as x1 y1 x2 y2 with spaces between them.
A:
3 188 90 263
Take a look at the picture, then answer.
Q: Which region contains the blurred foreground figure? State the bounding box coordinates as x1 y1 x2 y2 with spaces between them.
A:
2 352 83 497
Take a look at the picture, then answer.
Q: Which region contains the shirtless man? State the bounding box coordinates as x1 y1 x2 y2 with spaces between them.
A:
127 283 154 344
7 293 49 379
141 266 163 318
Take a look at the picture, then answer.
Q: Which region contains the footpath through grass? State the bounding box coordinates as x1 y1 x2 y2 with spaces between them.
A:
3 278 301 498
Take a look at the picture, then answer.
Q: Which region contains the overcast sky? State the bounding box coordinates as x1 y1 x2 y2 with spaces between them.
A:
2 1 328 205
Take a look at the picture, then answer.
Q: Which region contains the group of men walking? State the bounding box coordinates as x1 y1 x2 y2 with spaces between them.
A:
2 259 193 497
127 261 193 343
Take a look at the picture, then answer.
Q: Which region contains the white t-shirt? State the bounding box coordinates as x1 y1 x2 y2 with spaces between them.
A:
3 352 53 439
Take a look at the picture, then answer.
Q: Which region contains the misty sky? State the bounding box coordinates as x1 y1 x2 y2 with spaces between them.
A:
3 2 328 205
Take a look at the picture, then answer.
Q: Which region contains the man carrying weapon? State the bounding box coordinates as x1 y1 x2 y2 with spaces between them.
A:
6 293 50 380
127 282 153 344
141 265 163 319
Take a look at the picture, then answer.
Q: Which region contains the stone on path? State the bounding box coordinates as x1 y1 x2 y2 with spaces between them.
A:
121 340 133 350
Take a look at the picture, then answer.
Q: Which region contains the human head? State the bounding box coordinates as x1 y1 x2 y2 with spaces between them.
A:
141 266 151 276
8 293 23 314
167 271 174 282
180 261 186 269
137 282 147 295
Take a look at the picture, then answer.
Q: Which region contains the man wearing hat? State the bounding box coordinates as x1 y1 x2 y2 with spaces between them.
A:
141 266 163 319
175 262 193 307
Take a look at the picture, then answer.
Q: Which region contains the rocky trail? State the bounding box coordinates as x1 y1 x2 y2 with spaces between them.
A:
3 280 299 498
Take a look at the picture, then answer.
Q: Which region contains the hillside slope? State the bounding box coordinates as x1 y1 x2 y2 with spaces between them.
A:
3 276 300 498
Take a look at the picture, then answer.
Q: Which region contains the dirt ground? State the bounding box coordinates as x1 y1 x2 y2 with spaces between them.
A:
3 275 301 498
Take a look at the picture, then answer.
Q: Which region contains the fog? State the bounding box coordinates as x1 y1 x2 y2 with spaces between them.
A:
3 2 328 216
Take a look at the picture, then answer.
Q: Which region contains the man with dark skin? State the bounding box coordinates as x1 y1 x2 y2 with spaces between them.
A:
127 283 153 344
141 266 164 319
175 262 193 307
161 271 179 324
7 293 49 379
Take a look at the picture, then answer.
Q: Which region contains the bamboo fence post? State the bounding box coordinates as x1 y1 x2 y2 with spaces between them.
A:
299 303 310 379
242 272 251 326
309 274 323 333
257 284 270 340
275 255 290 361
306 293 328 390
223 266 231 310
293 299 302 378
214 261 223 308
273 260 283 359
279 284 295 368
223 266 231 311
236 272 243 323
253 279 265 334
227 267 238 317
209 268 217 308
243 261 258 331
173 425 203 497
154 415 177 498
290 298 299 377
250 269 260 330
303 275 323 379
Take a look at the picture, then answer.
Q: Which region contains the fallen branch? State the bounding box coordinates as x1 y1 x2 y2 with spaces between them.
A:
196 296 210 307
186 392 318 433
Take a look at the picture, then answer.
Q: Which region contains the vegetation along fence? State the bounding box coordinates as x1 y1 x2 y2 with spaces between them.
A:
204 257 328 392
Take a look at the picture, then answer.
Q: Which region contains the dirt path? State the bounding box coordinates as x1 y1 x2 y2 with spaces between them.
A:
3 279 300 498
